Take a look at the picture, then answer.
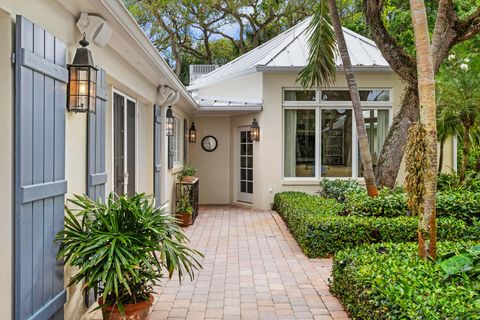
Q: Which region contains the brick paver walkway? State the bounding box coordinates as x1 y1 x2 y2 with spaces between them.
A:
149 205 349 320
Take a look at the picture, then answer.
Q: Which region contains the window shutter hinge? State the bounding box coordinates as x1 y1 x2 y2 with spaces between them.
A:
11 52 15 64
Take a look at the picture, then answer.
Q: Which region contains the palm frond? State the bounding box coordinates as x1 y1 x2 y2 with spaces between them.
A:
297 1 337 88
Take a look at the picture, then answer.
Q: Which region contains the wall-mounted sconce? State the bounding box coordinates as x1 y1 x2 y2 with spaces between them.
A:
166 106 174 136
250 118 260 141
189 122 197 143
67 34 97 113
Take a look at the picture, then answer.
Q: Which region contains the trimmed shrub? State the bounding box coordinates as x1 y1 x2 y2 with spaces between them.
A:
438 172 480 192
344 189 408 217
331 242 480 319
318 179 362 203
437 191 480 222
274 192 474 257
343 188 480 222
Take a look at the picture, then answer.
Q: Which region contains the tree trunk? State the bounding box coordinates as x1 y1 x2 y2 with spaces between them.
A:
460 125 471 182
375 86 419 186
326 0 378 197
438 139 445 173
409 0 438 260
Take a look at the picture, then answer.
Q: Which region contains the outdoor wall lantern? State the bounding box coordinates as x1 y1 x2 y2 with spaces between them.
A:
67 34 97 113
189 122 197 143
250 118 260 141
166 106 174 136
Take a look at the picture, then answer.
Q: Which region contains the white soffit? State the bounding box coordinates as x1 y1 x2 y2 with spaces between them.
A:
194 95 262 111
189 17 390 90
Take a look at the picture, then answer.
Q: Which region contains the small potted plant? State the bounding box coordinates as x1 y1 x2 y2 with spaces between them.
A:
56 193 202 320
180 165 198 183
176 190 193 227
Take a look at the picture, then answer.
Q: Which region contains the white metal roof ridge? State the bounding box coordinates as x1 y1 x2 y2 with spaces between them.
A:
188 17 390 90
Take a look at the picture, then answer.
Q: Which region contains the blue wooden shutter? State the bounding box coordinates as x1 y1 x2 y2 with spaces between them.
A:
85 69 107 306
154 105 162 206
14 15 67 320
87 68 107 201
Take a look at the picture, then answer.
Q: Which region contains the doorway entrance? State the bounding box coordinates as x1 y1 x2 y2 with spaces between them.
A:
237 127 253 203
113 91 136 196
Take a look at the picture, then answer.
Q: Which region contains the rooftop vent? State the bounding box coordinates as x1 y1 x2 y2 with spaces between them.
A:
189 64 218 84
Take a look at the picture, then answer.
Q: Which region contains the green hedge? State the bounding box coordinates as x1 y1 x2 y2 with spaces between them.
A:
343 189 480 222
331 242 480 319
274 192 477 257
437 191 480 222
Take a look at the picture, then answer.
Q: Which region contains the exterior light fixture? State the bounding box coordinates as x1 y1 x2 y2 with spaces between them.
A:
250 118 260 141
67 33 97 113
166 106 174 136
189 122 197 143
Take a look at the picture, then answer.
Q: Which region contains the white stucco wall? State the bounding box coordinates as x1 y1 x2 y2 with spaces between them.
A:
190 70 455 210
0 1 194 319
0 9 13 319
189 116 232 204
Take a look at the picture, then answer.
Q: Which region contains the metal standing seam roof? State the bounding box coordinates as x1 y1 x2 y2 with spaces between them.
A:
188 17 389 89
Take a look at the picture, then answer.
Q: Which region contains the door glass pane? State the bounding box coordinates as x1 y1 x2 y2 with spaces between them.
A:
241 156 246 168
247 169 253 181
247 157 253 168
113 93 124 195
284 109 316 177
241 144 246 155
247 182 253 193
241 169 246 180
127 99 136 196
358 109 390 177
241 131 247 143
241 181 247 193
321 109 353 177
246 143 252 155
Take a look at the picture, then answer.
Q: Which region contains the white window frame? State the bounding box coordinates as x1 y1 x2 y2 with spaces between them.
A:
111 88 139 193
172 116 183 168
281 87 393 181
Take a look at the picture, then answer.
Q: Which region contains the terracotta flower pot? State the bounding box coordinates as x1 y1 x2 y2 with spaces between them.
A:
178 212 192 227
182 175 195 183
100 294 154 320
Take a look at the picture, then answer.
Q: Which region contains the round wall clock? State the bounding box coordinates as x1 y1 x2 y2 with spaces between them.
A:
201 135 218 152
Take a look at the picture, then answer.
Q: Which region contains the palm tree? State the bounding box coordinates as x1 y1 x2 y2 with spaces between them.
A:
298 0 378 197
436 101 460 173
408 0 438 260
437 62 480 181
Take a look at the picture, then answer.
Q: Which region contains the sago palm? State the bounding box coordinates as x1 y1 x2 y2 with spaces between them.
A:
298 0 378 197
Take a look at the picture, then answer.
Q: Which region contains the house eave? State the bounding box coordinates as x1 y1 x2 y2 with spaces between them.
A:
58 0 199 111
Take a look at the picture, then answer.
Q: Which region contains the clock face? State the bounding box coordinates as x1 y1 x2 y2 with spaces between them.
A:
202 136 218 152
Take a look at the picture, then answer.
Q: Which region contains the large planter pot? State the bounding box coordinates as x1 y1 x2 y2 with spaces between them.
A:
101 294 154 320
178 212 192 227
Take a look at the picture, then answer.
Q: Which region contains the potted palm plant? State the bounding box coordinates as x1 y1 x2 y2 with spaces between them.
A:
56 193 202 320
176 190 193 227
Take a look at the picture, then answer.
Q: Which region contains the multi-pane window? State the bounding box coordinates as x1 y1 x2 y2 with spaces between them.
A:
283 88 391 179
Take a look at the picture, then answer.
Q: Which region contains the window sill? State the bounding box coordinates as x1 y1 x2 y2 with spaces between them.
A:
281 177 366 186
172 165 184 174
281 179 319 186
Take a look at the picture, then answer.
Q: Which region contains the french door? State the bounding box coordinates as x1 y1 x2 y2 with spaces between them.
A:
113 91 136 196
238 127 253 203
